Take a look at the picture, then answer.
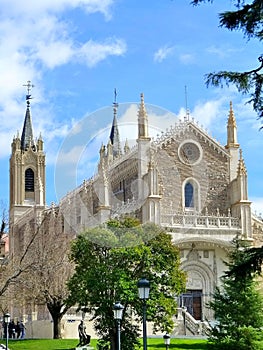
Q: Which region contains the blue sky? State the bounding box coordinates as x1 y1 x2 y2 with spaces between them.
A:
0 0 262 215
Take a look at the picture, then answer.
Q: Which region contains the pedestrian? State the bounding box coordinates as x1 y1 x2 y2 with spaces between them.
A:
8 320 16 339
19 321 26 339
16 321 21 339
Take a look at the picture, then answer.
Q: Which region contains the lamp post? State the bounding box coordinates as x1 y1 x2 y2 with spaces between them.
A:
137 278 150 350
163 333 170 350
4 313 10 350
113 302 124 350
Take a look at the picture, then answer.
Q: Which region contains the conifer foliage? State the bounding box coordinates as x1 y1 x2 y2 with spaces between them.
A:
208 242 263 350
191 0 263 121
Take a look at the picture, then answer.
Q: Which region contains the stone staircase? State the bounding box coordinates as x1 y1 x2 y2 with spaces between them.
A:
175 307 211 336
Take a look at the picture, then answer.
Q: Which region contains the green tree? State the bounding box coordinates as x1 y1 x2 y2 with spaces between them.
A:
67 219 186 350
191 0 263 120
208 241 263 350
227 245 263 277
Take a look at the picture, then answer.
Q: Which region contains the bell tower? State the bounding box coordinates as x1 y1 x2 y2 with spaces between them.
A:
9 81 46 225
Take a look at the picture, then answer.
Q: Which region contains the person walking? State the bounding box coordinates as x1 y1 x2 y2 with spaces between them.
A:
19 321 26 339
16 321 21 339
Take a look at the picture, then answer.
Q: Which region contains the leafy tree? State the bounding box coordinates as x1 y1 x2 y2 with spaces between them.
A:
191 0 263 121
208 241 263 350
67 219 186 350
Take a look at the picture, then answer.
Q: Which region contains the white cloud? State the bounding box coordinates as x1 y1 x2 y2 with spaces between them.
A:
78 38 127 67
0 0 126 160
35 40 74 69
206 45 241 58
154 46 174 63
0 0 114 19
192 98 226 128
179 53 195 64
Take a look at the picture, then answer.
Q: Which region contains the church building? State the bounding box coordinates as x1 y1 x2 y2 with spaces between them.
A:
9 88 263 337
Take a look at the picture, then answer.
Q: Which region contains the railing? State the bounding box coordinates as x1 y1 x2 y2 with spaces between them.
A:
161 212 240 230
181 308 211 336
111 198 139 217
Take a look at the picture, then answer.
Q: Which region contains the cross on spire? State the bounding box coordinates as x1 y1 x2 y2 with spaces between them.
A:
23 80 34 103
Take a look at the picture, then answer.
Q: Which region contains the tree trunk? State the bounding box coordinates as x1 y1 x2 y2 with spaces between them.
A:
47 303 64 339
52 313 63 339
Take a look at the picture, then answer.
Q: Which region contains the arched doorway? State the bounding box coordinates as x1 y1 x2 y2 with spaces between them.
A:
180 260 215 321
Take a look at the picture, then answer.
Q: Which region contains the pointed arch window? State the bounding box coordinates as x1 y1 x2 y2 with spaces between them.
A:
25 168 34 192
183 178 200 212
185 182 194 208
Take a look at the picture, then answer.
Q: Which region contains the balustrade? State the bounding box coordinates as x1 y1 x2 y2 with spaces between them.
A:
161 212 240 230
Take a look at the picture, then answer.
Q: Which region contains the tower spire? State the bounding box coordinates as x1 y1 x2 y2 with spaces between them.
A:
109 89 122 158
10 81 46 225
226 101 239 149
225 101 240 181
138 93 150 140
21 81 35 151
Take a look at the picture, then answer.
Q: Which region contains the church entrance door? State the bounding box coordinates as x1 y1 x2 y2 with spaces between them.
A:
181 290 202 320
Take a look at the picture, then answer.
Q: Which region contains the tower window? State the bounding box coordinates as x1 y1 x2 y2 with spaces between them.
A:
185 182 194 208
25 168 34 192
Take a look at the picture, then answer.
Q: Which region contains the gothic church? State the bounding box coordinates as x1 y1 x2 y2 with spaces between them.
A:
9 90 263 336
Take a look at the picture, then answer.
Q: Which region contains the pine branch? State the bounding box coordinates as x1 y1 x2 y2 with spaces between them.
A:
226 246 263 277
205 56 263 119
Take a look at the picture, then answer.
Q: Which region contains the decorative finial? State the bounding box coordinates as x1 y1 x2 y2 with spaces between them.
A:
228 101 237 126
237 148 247 175
113 88 118 117
23 80 34 106
114 88 117 104
185 85 190 121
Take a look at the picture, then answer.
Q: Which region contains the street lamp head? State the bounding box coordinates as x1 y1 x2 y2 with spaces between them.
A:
163 333 171 345
4 313 10 324
137 278 150 300
113 302 124 321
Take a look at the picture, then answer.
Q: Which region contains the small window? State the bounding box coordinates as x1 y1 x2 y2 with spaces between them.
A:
185 182 194 208
25 168 34 192
203 250 209 258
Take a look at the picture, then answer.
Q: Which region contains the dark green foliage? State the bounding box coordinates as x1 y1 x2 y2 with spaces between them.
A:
208 242 263 350
67 219 186 350
227 245 263 277
191 0 263 121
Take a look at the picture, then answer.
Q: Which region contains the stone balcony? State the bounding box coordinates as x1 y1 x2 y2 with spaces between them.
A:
161 211 241 242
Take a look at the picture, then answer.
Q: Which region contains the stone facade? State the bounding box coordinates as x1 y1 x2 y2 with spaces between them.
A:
8 93 263 337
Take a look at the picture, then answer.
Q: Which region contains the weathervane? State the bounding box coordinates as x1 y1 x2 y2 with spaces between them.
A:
113 88 118 116
23 80 34 104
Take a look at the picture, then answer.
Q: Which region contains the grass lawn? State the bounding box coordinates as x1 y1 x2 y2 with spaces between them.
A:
1 337 209 350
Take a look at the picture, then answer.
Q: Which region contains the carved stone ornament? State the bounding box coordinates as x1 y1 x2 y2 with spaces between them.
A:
178 141 201 165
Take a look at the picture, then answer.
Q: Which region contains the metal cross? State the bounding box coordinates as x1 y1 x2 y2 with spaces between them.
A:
23 80 34 95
